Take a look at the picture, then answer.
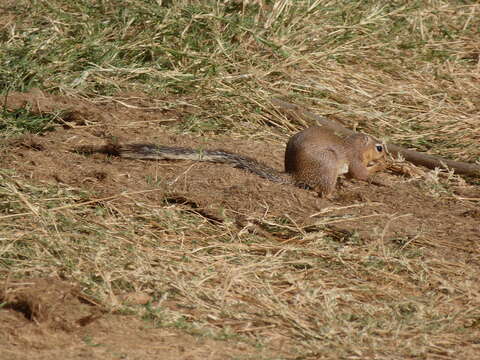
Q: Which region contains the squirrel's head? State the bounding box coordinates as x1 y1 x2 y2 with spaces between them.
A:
364 141 386 166
348 133 386 165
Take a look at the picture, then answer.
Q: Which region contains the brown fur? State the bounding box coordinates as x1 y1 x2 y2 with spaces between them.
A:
285 127 385 196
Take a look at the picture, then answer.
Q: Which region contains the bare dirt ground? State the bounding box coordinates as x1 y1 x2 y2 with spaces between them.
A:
1 90 480 359
5 90 479 250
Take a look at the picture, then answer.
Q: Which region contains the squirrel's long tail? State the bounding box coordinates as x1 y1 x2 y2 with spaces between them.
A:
75 143 288 184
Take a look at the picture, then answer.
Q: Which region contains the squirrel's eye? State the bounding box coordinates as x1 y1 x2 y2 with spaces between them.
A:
375 144 383 152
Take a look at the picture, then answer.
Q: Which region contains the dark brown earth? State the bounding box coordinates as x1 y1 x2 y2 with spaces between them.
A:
1 90 479 359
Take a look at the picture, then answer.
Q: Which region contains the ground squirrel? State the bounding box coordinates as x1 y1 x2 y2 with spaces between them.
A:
76 126 385 197
285 126 385 196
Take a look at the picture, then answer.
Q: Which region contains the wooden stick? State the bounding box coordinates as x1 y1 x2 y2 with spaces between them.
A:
271 98 480 177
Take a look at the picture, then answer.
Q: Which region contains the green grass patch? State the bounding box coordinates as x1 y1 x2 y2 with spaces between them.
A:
0 104 61 136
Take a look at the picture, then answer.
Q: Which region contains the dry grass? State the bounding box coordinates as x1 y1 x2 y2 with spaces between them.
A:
2 168 479 359
2 0 479 157
1 0 480 359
